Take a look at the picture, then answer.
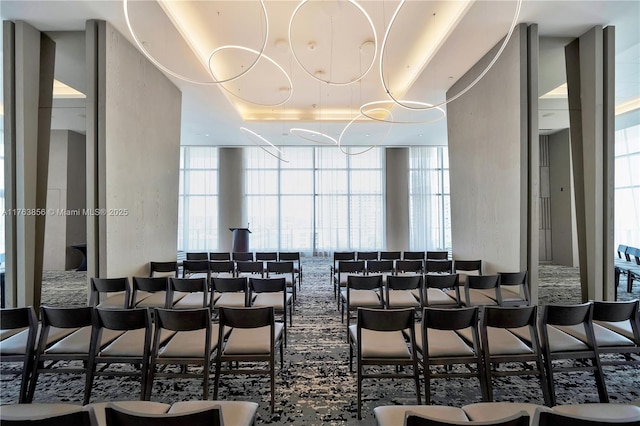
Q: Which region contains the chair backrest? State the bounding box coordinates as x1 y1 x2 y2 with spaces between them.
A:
186 252 208 260
338 260 365 274
425 260 453 274
387 274 422 291
403 251 425 260
236 260 264 275
2 410 94 426
483 305 538 329
453 260 482 272
40 305 93 329
133 276 168 293
466 274 500 290
93 307 151 333
209 252 231 261
426 251 448 260
105 404 222 426
542 302 592 327
348 274 383 291
233 252 254 261
278 251 300 262
149 261 178 278
212 276 248 293
209 260 235 274
256 252 278 262
380 251 401 261
218 306 274 330
425 274 460 306
90 277 131 307
182 260 210 277
423 306 479 332
358 307 414 332
592 300 639 328
356 251 379 261
0 306 37 334
153 307 212 332
366 260 394 274
499 271 527 286
396 260 423 274
333 251 356 269
267 261 294 274
249 277 286 294
537 410 640 426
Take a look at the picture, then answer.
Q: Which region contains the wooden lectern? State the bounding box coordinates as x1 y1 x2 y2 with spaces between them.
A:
230 228 251 253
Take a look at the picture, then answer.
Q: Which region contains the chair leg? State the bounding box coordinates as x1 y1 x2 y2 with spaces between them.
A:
592 357 609 403
357 363 363 420
544 357 557 406
213 359 221 400
270 358 275 413
413 360 422 405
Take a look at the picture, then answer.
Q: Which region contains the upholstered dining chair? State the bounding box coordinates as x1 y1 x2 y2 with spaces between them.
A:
416 307 485 403
131 277 175 309
590 299 640 368
452 260 482 285
236 260 265 279
425 260 453 275
148 307 218 400
278 251 303 289
211 276 250 312
403 251 426 261
350 307 421 419
181 260 211 281
495 272 530 306
232 252 254 262
475 305 550 405
249 277 292 345
213 306 284 413
28 306 122 404
209 252 231 261
209 260 236 279
266 260 297 304
426 251 449 260
366 260 394 285
334 260 366 308
331 251 356 295
396 259 424 276
424 274 461 308
458 275 501 307
0 306 38 402
539 302 609 405
385 274 423 311
186 252 208 261
342 274 384 334
87 307 153 402
89 277 131 309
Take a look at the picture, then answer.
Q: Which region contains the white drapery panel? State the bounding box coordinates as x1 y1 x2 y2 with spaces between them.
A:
615 123 640 247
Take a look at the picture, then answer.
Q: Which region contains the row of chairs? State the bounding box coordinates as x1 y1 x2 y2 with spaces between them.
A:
332 250 450 262
616 244 640 293
349 300 640 419
181 251 303 286
0 304 286 412
151 259 300 298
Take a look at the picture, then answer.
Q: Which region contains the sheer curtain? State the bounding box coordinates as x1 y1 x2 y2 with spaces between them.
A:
615 123 640 247
409 146 450 251
315 148 350 253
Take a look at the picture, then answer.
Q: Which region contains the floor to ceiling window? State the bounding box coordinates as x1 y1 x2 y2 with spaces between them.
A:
409 146 451 252
615 122 640 247
178 145 450 254
178 146 219 251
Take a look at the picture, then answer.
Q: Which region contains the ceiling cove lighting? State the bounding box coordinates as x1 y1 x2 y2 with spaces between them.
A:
124 0 268 85
379 0 523 111
288 0 378 86
240 127 289 163
616 98 640 116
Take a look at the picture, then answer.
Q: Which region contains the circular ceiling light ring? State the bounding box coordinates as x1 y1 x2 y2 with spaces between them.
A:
290 128 338 145
338 108 394 156
240 127 289 163
123 0 268 85
379 0 522 110
288 0 378 86
359 100 446 124
213 46 293 107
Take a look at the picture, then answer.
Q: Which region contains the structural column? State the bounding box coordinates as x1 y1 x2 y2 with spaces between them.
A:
385 147 409 251
2 21 55 308
218 147 246 251
565 26 615 301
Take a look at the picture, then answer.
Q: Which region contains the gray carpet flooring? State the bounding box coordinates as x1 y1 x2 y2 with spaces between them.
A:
1 258 639 425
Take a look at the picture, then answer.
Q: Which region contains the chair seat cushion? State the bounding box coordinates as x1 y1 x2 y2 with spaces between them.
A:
349 325 411 358
552 403 640 420
212 272 235 279
172 292 210 309
252 292 291 310
47 327 123 354
456 269 480 285
426 288 458 306
0 328 30 355
459 327 533 355
543 325 590 352
593 320 636 341
387 290 420 307
413 324 476 357
169 400 259 426
214 293 247 308
96 292 129 308
159 326 219 358
462 402 551 423
348 289 382 307
99 328 151 357
455 289 498 307
0 403 83 421
374 405 468 426
135 292 178 308
268 273 294 286
555 323 635 347
223 323 284 355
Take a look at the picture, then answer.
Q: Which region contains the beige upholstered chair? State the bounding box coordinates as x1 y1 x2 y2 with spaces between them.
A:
148 307 218 399
278 251 303 289
209 252 231 261
366 260 394 286
148 261 178 278
349 307 421 419
131 277 176 308
477 305 550 405
385 274 423 310
0 306 38 402
426 251 449 260
335 260 366 309
452 259 482 285
458 275 501 307
496 272 530 306
416 307 485 403
249 277 292 346
168 277 210 309
181 260 211 281
185 252 208 261
540 303 608 405
211 276 250 311
209 260 235 279
331 251 356 298
87 307 152 401
267 260 297 304
213 306 284 413
342 274 384 334
424 274 461 308
590 300 640 370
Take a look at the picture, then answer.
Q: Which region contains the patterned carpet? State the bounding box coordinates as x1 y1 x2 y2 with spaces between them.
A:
1 258 639 425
